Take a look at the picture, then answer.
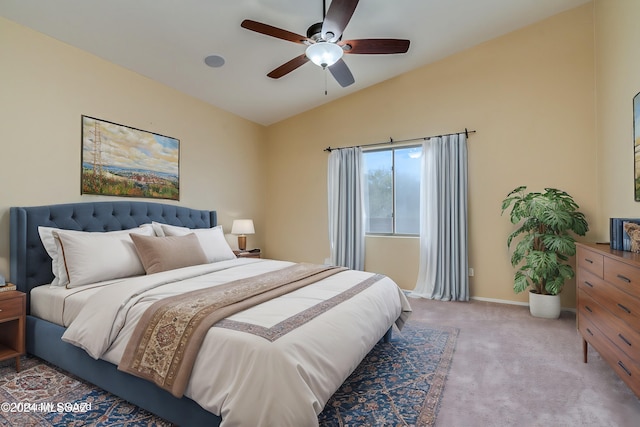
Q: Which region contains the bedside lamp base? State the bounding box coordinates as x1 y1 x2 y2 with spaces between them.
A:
238 235 247 251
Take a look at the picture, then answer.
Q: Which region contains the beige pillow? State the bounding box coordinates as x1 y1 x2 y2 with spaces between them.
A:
130 233 208 274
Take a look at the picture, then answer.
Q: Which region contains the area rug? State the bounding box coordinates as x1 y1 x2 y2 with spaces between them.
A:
0 322 458 427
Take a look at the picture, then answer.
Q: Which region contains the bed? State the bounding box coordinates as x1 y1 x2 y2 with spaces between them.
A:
9 200 411 427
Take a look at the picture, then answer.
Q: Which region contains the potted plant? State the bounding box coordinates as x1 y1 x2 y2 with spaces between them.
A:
501 186 589 318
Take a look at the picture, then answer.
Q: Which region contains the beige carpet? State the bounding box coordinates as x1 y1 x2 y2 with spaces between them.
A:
408 298 640 427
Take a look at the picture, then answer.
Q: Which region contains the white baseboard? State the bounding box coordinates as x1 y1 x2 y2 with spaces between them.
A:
470 296 576 313
470 296 529 306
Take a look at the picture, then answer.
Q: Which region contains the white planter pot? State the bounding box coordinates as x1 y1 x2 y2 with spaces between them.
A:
528 291 561 319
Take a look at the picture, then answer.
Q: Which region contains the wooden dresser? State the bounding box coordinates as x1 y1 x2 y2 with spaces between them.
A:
576 242 640 397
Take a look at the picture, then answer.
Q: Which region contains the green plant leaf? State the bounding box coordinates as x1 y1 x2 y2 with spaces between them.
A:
513 271 530 294
541 234 577 256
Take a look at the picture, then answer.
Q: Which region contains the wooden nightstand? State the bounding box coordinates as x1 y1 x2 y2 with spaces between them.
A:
0 289 26 372
234 249 262 259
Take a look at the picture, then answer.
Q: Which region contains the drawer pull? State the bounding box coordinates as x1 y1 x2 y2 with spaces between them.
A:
586 328 594 336
616 274 632 283
584 258 594 264
618 334 632 347
617 303 632 314
618 361 632 376
584 281 594 288
585 305 593 313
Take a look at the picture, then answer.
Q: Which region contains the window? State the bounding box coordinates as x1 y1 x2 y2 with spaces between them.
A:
363 145 422 235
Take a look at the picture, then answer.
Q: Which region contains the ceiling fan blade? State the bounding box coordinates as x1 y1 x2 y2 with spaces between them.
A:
241 19 310 44
267 54 310 79
328 59 355 87
322 0 359 42
340 39 410 54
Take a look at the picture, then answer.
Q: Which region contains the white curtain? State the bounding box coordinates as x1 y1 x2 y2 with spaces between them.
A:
327 147 365 270
411 133 469 301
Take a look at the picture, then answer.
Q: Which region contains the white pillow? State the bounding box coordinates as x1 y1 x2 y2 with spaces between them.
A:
151 221 167 237
160 224 236 263
38 226 65 286
38 225 153 287
50 226 154 288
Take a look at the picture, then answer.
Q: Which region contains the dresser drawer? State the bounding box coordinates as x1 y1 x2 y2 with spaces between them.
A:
580 313 640 396
604 257 640 298
578 268 640 327
577 268 607 294
577 246 604 278
0 296 23 320
578 290 606 332
579 305 611 352
579 290 640 362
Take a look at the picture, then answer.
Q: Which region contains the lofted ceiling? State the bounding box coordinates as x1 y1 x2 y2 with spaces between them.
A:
0 0 590 125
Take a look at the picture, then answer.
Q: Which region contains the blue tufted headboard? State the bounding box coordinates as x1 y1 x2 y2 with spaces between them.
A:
10 201 217 311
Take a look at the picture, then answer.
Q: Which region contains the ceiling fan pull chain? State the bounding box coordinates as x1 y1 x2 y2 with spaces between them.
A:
324 68 328 96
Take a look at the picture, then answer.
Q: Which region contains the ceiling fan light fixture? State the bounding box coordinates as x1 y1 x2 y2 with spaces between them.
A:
305 42 343 68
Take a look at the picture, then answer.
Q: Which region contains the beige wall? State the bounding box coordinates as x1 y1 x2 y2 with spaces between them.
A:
596 0 640 237
265 4 597 308
0 17 268 277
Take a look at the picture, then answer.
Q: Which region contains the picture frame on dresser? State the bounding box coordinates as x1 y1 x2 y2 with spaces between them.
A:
610 217 640 251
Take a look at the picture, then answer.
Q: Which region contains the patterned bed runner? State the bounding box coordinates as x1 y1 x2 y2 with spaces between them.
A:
118 263 346 397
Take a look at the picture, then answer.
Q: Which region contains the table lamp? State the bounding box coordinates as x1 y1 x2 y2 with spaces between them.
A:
231 219 255 251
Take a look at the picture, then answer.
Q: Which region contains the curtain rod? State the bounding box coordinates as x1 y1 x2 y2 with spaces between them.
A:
323 128 476 152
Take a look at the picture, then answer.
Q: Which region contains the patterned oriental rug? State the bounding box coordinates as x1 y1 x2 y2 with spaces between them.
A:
0 322 458 427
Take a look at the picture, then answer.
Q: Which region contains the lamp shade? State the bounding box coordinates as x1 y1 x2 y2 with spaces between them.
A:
305 42 343 68
231 219 255 235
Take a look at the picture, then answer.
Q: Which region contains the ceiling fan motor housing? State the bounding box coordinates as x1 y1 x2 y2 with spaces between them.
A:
307 22 326 41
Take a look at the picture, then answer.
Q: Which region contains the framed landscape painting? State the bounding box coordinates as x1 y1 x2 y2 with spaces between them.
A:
635 92 640 201
81 116 180 200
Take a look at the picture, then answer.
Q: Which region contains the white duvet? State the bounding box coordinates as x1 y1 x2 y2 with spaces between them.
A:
62 258 411 427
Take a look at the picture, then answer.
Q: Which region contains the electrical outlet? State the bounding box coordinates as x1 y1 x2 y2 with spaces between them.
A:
468 268 474 277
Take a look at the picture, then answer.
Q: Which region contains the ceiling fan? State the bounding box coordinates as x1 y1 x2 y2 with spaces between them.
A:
241 0 410 88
